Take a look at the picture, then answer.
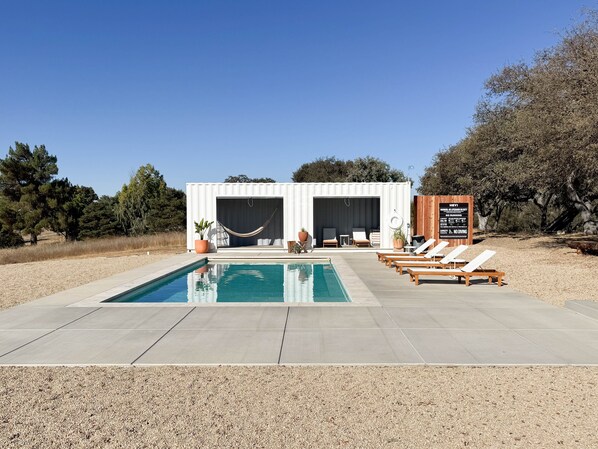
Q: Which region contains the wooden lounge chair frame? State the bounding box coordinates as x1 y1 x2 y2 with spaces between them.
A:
393 260 467 274
322 227 338 248
408 269 505 286
352 228 370 247
392 245 469 273
376 238 436 262
383 241 449 266
406 250 505 287
385 254 443 267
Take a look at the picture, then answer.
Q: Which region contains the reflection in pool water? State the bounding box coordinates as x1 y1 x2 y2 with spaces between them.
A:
109 262 350 303
188 263 348 303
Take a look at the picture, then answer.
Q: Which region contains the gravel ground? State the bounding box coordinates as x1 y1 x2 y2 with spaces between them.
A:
462 236 598 306
1 366 598 448
0 253 174 310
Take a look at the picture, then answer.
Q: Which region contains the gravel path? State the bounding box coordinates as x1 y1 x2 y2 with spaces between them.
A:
0 253 174 310
464 236 598 306
1 366 597 448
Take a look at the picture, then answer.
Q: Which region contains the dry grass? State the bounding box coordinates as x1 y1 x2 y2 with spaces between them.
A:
0 232 186 265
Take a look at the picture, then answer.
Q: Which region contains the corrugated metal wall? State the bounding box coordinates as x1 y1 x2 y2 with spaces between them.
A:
186 182 411 250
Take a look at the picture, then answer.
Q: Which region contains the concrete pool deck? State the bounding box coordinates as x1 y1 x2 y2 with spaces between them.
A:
1 251 598 365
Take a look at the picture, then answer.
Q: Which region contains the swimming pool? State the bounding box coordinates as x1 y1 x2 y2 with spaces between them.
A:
106 260 351 303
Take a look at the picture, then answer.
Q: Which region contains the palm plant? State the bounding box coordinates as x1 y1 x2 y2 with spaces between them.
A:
194 218 214 240
393 228 407 244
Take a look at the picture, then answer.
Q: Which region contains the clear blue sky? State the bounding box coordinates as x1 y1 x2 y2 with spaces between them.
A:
1 1 593 195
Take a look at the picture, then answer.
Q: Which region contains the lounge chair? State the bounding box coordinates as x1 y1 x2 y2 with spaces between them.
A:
384 241 450 267
322 228 338 248
407 250 505 286
392 245 468 274
376 238 435 262
352 228 370 247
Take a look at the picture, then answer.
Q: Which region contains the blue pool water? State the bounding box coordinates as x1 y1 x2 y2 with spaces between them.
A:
107 260 351 303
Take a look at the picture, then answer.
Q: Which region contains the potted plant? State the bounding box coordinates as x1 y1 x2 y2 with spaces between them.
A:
194 218 214 254
393 228 407 250
298 227 308 243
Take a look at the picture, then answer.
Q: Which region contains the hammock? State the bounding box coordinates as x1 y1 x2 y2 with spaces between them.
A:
219 209 278 238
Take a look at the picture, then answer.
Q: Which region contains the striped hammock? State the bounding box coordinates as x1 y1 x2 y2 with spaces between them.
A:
218 209 278 238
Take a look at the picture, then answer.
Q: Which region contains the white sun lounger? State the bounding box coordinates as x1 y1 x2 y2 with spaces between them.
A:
376 238 436 261
383 241 450 266
352 228 370 247
392 245 469 274
407 250 505 286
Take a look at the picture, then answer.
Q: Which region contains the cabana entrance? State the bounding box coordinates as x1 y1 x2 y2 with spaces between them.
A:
216 198 284 247
313 197 381 247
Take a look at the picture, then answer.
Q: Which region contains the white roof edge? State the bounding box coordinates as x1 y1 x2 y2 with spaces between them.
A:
186 181 412 186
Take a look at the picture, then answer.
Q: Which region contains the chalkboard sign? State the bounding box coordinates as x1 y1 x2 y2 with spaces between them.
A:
439 203 469 239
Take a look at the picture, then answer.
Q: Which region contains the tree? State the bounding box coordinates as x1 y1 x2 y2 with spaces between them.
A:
346 156 409 182
420 12 598 234
419 110 533 232
0 227 23 248
224 174 276 183
147 187 186 233
0 194 24 248
0 142 58 244
79 195 123 239
116 164 167 236
292 157 351 182
484 15 598 233
47 181 97 241
292 156 408 183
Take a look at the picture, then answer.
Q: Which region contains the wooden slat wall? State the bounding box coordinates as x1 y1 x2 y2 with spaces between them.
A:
413 195 474 247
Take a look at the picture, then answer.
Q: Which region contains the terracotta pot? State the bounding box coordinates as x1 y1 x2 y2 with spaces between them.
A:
195 240 209 254
298 231 308 242
393 239 405 250
195 265 208 274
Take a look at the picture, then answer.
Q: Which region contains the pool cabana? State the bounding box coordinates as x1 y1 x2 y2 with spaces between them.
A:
186 182 411 251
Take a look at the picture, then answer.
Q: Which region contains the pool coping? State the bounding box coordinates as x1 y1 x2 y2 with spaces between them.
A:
63 253 380 308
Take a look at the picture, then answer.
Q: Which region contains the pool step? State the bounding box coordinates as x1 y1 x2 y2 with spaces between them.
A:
565 300 598 321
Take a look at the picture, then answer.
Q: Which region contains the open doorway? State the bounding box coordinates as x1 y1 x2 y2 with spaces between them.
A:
216 198 283 247
312 197 380 247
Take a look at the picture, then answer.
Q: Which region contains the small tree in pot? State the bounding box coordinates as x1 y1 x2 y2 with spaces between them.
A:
194 218 214 254
392 228 407 250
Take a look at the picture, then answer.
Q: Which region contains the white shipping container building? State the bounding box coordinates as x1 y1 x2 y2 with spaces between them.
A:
186 182 411 251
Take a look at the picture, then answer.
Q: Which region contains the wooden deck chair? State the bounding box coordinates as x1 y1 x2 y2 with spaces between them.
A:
384 241 450 267
322 228 338 248
392 245 469 274
352 228 370 247
377 238 435 262
407 250 505 286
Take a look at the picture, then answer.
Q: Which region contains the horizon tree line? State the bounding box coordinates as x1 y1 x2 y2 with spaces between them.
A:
0 145 409 248
0 143 186 247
